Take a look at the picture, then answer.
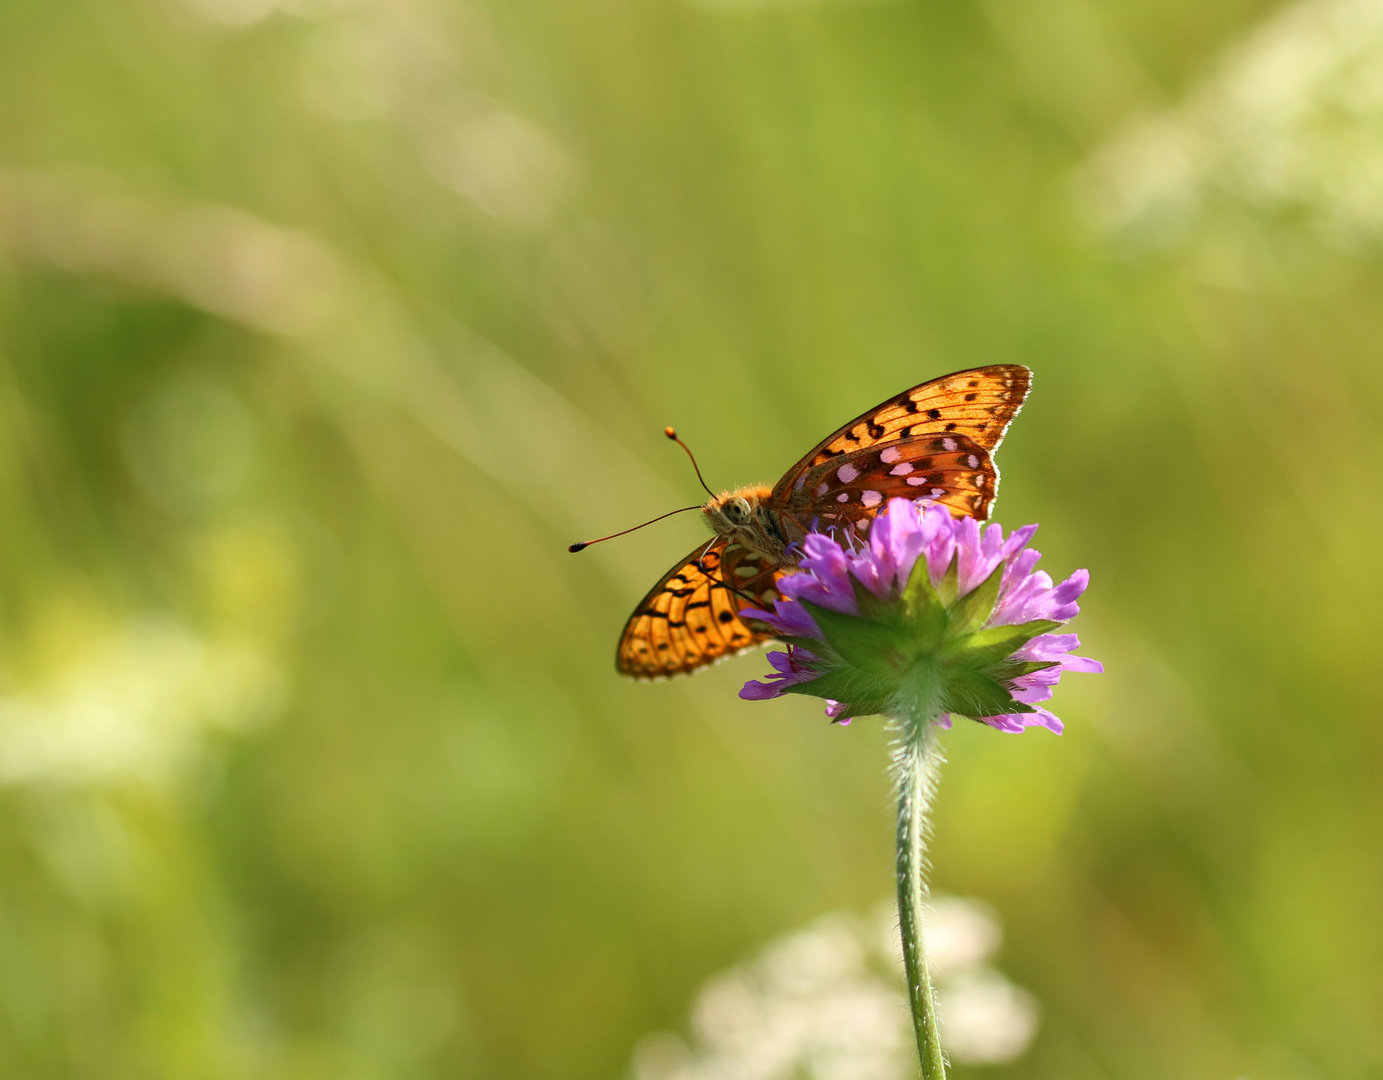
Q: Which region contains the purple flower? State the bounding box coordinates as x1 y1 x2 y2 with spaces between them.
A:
739 646 823 699
738 499 1101 731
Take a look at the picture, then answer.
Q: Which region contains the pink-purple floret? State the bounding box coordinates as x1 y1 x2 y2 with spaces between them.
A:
739 499 1102 732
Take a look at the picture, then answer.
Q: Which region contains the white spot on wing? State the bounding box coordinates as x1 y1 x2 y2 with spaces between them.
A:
816 482 829 497
837 463 860 484
890 463 914 476
837 492 850 503
943 438 958 452
795 473 808 491
861 490 883 507
967 454 979 468
906 476 928 486
931 487 945 497
880 447 902 464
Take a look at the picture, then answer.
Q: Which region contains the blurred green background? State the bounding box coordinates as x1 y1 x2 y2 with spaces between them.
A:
2 0 1383 1077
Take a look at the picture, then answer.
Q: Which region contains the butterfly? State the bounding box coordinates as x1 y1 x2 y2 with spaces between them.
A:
613 365 1032 680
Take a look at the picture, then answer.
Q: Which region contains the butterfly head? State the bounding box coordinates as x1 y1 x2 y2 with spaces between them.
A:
721 496 753 526
704 484 788 564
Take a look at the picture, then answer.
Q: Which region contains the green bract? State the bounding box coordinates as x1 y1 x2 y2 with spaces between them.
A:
778 554 1059 722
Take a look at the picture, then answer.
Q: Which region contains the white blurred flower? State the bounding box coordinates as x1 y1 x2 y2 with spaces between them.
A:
935 968 1040 1066
628 898 1040 1079
876 895 1004 980
0 618 279 788
1078 0 1383 257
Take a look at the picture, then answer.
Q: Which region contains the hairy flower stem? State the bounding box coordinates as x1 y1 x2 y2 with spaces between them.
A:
894 701 948 1079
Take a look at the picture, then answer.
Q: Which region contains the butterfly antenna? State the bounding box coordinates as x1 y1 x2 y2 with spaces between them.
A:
568 505 702 553
665 427 716 499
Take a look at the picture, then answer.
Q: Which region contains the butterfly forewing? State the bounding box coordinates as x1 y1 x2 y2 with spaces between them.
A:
617 541 781 679
790 433 1000 525
772 364 1030 502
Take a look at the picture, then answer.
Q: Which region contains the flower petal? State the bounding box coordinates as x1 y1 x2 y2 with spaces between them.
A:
738 497 1098 735
739 679 784 701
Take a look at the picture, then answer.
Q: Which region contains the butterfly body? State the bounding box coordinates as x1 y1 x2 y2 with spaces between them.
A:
702 484 795 565
616 365 1033 680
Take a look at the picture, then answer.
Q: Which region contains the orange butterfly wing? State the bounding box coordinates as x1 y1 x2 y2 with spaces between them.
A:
785 432 1001 526
616 540 783 679
770 364 1031 505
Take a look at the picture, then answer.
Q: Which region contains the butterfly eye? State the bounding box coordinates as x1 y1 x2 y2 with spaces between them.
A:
728 498 752 524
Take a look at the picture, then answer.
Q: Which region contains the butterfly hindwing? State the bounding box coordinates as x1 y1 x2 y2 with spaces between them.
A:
771 365 1030 502
617 541 781 679
789 432 1001 525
